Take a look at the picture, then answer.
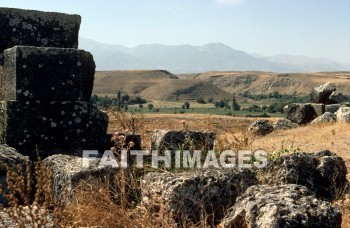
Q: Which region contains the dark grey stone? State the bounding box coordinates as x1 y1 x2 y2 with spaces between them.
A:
0 7 80 64
259 150 348 201
220 184 342 228
142 169 257 226
325 104 342 114
2 46 95 101
329 91 347 104
151 130 216 152
0 101 108 151
283 103 318 125
247 119 274 135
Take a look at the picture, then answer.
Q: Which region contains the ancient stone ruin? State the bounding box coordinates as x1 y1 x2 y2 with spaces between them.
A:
283 82 349 125
0 7 108 155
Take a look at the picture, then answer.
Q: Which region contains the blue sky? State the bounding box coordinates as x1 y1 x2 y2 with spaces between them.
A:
1 0 349 63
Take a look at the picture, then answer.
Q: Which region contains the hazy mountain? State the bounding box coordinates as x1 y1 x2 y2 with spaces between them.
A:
79 37 349 73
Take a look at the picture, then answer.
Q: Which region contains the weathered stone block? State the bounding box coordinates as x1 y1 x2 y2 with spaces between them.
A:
0 101 108 150
259 150 348 201
311 112 337 124
283 103 317 125
43 154 120 203
247 119 273 135
336 106 350 123
272 118 298 130
0 7 80 64
329 91 347 104
310 82 336 104
221 184 342 228
142 169 257 226
325 104 341 114
151 130 216 152
310 103 325 116
1 46 95 101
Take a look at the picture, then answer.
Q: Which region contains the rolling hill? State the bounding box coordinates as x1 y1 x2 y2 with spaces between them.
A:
93 70 350 101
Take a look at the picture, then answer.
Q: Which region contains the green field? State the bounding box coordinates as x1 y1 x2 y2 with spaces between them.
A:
125 100 284 117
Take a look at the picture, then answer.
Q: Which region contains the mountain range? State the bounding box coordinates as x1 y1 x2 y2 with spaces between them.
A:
79 37 349 73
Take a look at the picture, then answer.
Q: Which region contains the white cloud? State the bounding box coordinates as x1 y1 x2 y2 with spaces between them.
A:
216 0 246 5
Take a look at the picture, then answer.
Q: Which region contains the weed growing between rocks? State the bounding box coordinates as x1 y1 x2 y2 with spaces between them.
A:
0 154 54 227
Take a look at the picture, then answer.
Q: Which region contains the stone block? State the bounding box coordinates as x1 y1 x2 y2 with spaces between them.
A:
325 104 341 114
151 130 216 152
0 101 108 150
43 154 120 203
221 184 342 228
142 169 257 226
259 150 348 201
310 103 325 116
0 7 80 64
1 46 95 101
283 103 317 125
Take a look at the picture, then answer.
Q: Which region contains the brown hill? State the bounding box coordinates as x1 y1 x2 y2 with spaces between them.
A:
195 71 350 95
93 70 178 97
93 70 231 100
139 80 232 101
93 70 350 101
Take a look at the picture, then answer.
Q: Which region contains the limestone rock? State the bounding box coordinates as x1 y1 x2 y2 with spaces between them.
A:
0 145 31 207
310 82 336 104
311 112 337 124
142 169 257 226
220 184 342 228
2 46 95 101
247 119 273 135
259 150 348 201
0 7 80 64
272 118 298 130
283 103 317 125
329 91 347 104
0 101 108 151
325 104 341 114
310 103 325 116
335 106 350 123
43 154 120 203
151 130 215 152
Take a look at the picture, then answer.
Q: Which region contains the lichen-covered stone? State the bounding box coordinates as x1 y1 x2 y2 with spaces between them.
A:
0 7 80 64
311 112 337 124
283 103 318 125
0 101 108 150
247 119 273 135
142 169 257 226
329 91 347 104
220 184 342 228
151 130 215 152
310 82 336 104
272 118 298 130
2 46 95 101
0 145 31 207
335 106 350 123
43 154 120 203
259 150 348 201
325 104 342 114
